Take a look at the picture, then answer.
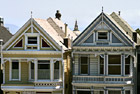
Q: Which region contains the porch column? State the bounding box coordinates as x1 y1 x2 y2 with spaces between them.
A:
91 86 94 94
104 54 108 76
50 59 54 81
122 89 125 94
121 54 125 76
34 59 38 82
104 89 108 94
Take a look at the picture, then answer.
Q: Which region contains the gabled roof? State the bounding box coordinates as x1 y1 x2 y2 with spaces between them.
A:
0 25 13 44
73 12 136 46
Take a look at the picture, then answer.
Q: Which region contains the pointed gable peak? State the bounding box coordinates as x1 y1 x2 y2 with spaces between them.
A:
73 20 79 31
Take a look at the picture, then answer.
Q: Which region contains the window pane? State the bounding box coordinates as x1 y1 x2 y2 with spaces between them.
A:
125 56 130 64
81 65 88 74
42 39 50 47
54 61 59 79
109 55 121 64
81 57 88 65
108 66 121 75
28 37 37 44
31 62 34 79
15 39 22 47
98 32 107 39
38 64 50 79
125 90 130 94
77 91 90 94
100 65 104 74
125 65 130 75
94 91 104 94
12 61 19 79
108 91 121 94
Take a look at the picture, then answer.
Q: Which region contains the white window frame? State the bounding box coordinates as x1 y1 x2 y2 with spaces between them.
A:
25 33 40 50
79 55 89 75
9 59 21 81
96 30 110 42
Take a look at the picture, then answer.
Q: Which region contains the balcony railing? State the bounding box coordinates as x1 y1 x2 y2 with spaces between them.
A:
34 81 63 87
73 75 133 84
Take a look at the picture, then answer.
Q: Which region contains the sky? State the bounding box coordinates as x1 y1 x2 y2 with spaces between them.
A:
1 0 140 34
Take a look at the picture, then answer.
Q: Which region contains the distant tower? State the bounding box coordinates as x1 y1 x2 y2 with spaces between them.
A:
73 20 80 36
55 10 61 20
0 17 4 26
73 20 79 31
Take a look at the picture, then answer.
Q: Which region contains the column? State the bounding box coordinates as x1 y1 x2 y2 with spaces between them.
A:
121 54 125 76
104 89 108 94
34 59 38 82
104 54 108 76
50 59 54 81
122 89 125 94
91 86 94 94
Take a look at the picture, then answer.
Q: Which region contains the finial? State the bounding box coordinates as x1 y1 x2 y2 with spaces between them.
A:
102 6 104 12
31 11 33 18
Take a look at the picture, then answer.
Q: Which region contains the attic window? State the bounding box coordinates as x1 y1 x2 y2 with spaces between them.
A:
98 32 108 40
28 37 37 44
42 39 50 48
14 39 22 47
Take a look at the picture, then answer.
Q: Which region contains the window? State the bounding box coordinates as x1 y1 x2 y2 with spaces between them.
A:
38 60 50 80
98 32 108 40
80 56 89 74
108 55 121 75
125 56 130 75
28 37 37 44
42 39 50 48
54 61 59 79
14 39 22 47
31 62 34 79
100 56 104 74
11 60 19 79
125 90 130 94
138 54 140 72
108 90 121 94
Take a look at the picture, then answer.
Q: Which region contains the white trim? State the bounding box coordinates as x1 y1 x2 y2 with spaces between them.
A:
3 63 5 84
50 59 54 81
9 59 21 81
35 59 38 82
6 26 31 50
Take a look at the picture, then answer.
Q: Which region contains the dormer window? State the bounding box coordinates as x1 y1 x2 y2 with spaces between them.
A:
28 37 37 44
98 32 108 40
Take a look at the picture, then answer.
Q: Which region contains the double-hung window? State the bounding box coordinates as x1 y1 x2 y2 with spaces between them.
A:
54 61 59 79
30 62 34 80
100 56 104 74
125 56 130 75
11 60 20 80
80 55 89 75
38 60 50 80
108 55 121 75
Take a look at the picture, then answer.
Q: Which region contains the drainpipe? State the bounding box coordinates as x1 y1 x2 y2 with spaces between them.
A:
61 46 65 94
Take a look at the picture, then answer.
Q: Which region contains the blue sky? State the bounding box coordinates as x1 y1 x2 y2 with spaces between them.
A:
1 0 140 34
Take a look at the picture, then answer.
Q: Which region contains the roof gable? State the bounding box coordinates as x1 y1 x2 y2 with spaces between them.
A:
3 18 62 51
73 12 134 47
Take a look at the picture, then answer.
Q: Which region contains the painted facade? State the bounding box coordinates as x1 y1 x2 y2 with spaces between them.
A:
1 12 77 94
72 12 139 94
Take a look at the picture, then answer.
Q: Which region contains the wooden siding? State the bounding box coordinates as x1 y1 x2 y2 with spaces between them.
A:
5 61 29 84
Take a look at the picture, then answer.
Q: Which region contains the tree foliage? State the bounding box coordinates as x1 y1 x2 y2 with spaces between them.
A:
136 28 140 35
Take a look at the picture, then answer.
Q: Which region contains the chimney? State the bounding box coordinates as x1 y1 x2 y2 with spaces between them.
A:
63 23 71 48
55 10 61 20
118 11 121 16
0 17 4 26
133 32 137 43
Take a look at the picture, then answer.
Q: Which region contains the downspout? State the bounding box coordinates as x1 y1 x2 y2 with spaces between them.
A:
61 46 65 94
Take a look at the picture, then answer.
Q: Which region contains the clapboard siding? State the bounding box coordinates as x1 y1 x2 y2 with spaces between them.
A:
90 55 98 75
74 54 79 75
74 54 99 75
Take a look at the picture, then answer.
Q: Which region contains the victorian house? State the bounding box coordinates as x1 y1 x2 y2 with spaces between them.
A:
1 11 77 94
72 11 139 94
